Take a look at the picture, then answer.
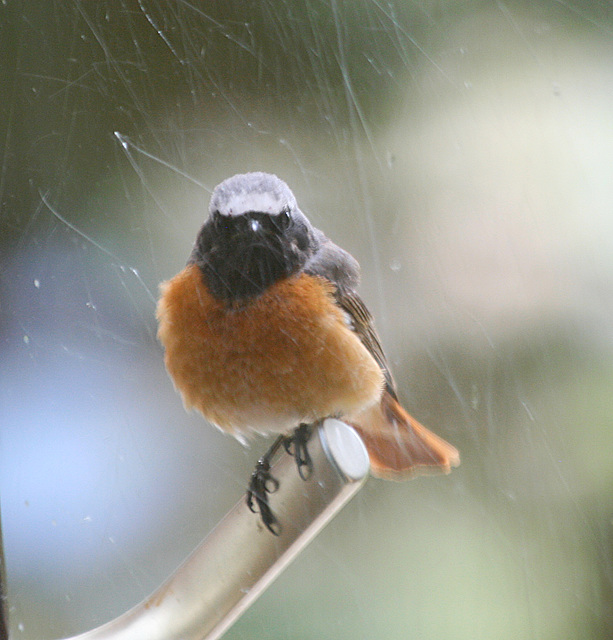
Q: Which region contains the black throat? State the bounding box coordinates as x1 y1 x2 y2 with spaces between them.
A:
190 213 311 304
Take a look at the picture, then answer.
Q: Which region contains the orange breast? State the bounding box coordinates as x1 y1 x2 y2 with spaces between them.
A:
156 264 384 436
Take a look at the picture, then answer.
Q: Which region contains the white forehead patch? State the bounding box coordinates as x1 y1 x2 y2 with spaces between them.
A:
209 172 296 218
220 191 285 217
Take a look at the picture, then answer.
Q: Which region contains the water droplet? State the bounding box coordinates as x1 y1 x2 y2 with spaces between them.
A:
114 131 129 150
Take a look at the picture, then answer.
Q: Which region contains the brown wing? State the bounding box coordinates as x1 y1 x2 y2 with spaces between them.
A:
305 234 460 479
333 288 398 399
304 233 395 391
335 288 461 479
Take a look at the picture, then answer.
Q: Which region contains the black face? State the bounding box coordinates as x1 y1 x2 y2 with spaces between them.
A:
190 209 314 303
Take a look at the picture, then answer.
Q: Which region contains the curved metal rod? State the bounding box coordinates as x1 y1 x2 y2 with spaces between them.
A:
61 419 369 640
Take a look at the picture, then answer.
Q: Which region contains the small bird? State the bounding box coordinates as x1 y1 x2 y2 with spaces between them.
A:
157 172 459 531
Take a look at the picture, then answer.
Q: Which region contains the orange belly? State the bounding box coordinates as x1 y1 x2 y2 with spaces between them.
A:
156 264 384 437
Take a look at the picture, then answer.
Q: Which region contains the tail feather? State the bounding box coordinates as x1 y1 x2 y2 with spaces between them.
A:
350 391 460 480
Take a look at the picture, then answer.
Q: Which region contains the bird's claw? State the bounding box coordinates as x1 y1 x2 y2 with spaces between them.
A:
283 423 313 481
246 458 281 535
246 424 314 534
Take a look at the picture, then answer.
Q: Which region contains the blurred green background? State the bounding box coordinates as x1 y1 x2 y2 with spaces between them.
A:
1 0 612 638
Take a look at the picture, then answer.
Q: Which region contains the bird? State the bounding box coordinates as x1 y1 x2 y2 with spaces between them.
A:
156 172 460 532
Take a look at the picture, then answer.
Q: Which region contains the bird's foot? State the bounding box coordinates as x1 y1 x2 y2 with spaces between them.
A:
246 424 314 534
246 456 281 535
283 423 314 480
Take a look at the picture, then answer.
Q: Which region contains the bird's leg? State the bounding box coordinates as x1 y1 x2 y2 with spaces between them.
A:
247 435 284 535
283 423 314 480
246 423 315 534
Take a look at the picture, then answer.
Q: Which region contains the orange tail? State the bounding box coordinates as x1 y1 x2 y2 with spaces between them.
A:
350 391 460 480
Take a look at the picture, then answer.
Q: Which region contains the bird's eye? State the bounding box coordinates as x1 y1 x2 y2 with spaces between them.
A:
211 210 225 229
276 208 291 230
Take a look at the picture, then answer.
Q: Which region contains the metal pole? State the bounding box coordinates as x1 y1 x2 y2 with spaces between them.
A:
61 419 369 640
